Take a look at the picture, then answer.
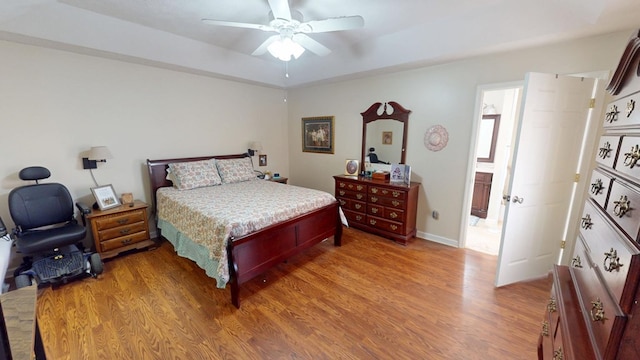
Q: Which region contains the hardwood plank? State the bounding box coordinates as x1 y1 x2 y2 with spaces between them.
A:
36 227 551 359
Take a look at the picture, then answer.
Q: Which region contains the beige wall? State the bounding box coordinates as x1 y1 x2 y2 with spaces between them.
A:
287 30 631 246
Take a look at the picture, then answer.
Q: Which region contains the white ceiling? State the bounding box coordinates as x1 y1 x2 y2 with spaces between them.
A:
1 0 639 88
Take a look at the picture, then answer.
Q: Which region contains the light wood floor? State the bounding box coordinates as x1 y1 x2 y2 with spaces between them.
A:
36 227 551 359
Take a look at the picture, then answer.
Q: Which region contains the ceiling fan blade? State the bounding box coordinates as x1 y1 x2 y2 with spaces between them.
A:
268 0 291 21
202 19 273 32
252 35 280 55
292 33 331 56
299 16 364 33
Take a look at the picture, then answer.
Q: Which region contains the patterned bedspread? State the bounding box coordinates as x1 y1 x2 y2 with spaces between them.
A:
156 180 336 286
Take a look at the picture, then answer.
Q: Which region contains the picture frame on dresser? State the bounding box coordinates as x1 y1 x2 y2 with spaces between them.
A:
91 184 120 210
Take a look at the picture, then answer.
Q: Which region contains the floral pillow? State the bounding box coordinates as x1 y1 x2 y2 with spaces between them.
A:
168 159 222 190
216 157 256 184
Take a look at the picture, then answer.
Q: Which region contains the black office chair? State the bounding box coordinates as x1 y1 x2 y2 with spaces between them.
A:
9 166 103 288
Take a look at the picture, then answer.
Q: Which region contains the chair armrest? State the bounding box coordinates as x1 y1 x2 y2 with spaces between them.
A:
75 202 92 215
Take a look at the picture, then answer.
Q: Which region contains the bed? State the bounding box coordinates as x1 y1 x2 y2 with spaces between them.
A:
146 153 342 308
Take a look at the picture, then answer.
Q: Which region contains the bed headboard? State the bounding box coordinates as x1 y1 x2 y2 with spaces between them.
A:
146 153 249 214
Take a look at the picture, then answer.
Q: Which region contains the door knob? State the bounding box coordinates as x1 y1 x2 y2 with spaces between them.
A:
512 196 524 204
502 195 511 202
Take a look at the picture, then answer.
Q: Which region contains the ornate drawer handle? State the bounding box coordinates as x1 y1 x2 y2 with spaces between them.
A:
119 228 131 235
369 219 377 225
598 141 612 159
604 248 623 272
623 144 640 169
371 207 378 213
391 200 400 207
627 99 635 118
356 194 363 200
371 188 378 194
347 184 354 189
355 215 362 221
371 196 378 203
605 104 619 123
541 320 549 337
547 298 556 313
339 199 346 206
553 347 563 360
357 185 364 191
392 191 400 198
121 238 132 245
354 204 362 210
382 190 389 195
339 183 345 188
389 212 398 219
390 224 398 231
590 178 604 195
571 255 583 268
117 218 130 225
580 214 593 229
339 190 346 196
613 195 630 218
590 298 606 323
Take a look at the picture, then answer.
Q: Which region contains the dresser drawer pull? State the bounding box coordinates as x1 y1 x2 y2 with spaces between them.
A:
598 141 612 159
392 191 400 198
389 212 398 219
119 228 131 235
121 238 133 245
339 199 346 206
355 204 362 210
541 320 549 337
356 194 364 200
370 207 378 214
590 298 607 323
590 178 604 195
117 218 130 225
390 224 397 231
392 200 400 207
371 196 378 203
627 99 635 117
613 195 630 218
355 215 362 221
369 219 377 225
605 104 619 123
571 255 583 268
382 190 389 195
339 190 346 196
371 188 378 194
347 184 354 189
623 144 640 169
604 248 624 272
547 298 556 313
553 347 563 360
339 182 346 188
357 185 364 191
580 214 593 229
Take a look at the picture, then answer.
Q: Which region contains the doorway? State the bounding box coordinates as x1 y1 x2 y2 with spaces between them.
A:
465 85 522 255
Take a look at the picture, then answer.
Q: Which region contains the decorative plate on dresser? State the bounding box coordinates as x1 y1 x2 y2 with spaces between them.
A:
537 29 640 360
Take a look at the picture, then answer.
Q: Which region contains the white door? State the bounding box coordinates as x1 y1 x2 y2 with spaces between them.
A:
494 73 595 287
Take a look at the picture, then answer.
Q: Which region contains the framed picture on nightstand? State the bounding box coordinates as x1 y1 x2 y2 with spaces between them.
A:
91 184 121 210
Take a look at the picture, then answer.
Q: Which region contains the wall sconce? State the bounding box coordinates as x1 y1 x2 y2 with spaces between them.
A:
82 146 113 169
247 141 263 156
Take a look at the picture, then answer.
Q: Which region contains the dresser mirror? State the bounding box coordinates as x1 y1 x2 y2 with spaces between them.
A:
361 101 411 172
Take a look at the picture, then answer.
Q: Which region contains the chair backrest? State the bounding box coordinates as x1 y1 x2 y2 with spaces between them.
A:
8 168 75 231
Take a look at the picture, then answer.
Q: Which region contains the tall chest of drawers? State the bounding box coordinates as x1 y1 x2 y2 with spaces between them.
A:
537 30 640 359
333 175 420 245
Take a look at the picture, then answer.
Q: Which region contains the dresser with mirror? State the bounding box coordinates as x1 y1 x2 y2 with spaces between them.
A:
334 101 420 244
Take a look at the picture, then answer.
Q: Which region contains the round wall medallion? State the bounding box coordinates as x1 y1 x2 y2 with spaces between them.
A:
424 125 449 152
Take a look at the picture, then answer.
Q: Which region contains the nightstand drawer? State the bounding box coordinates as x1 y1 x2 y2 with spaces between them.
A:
94 209 146 231
100 231 150 252
97 221 147 242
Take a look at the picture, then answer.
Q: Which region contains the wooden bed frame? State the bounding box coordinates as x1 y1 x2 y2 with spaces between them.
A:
146 153 342 308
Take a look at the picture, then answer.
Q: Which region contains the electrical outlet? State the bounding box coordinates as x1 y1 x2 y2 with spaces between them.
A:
432 210 439 220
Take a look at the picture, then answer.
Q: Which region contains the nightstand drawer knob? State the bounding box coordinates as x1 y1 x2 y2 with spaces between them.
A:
119 228 131 235
121 238 133 245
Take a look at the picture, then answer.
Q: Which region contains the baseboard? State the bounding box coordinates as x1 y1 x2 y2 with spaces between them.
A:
415 231 459 248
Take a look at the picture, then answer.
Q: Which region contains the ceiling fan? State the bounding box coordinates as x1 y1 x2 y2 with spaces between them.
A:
202 0 364 61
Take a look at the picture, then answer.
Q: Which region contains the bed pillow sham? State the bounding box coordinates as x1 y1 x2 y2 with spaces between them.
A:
216 157 256 184
168 159 222 190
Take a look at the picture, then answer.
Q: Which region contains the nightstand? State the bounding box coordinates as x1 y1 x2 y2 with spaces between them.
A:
268 177 288 184
86 200 155 260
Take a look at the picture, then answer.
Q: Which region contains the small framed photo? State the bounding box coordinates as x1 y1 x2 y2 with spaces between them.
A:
302 116 335 154
91 184 121 210
345 159 359 176
382 131 393 145
259 154 267 166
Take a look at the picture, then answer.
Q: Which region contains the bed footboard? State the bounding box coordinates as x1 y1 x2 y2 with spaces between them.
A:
227 202 341 308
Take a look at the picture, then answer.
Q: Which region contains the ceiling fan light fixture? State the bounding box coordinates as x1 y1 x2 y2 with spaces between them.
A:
267 37 305 61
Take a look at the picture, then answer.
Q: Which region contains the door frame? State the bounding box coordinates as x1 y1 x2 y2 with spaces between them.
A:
460 81 522 250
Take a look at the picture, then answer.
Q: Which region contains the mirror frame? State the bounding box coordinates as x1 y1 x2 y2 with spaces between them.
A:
477 114 501 163
361 101 411 172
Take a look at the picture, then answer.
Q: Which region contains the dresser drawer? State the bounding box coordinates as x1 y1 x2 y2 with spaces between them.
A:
606 179 640 241
368 186 406 200
368 195 405 209
342 209 366 225
603 93 640 129
336 180 367 193
93 209 146 231
615 135 640 182
336 189 367 202
595 135 622 168
100 231 150 252
367 205 404 221
97 221 147 242
366 215 404 234
588 168 613 209
337 197 366 213
570 265 627 359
